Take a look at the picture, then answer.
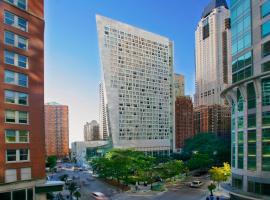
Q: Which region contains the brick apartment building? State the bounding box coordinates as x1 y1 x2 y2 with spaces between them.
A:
194 104 231 139
45 102 69 158
0 0 63 199
175 96 194 151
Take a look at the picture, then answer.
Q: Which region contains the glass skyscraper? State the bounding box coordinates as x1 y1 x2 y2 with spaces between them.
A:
222 0 270 198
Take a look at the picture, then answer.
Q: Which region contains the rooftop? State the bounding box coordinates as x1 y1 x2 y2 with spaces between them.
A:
201 0 228 19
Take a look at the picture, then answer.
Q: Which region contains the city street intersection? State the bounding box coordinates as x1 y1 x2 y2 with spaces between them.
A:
49 166 230 200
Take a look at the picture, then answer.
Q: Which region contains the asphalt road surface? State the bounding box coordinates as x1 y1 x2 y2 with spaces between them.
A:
51 166 209 200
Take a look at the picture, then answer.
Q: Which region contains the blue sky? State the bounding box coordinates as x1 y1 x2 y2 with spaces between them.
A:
44 0 219 144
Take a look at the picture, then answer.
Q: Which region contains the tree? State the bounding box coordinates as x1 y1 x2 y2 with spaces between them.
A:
59 174 68 182
182 133 231 165
209 163 231 188
163 160 186 179
46 155 57 169
187 153 214 171
73 190 81 200
208 183 216 196
67 182 78 199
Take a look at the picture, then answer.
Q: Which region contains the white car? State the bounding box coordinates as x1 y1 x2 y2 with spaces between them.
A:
190 180 203 188
90 192 108 200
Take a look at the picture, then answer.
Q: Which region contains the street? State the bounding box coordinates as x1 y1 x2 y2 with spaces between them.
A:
50 165 211 200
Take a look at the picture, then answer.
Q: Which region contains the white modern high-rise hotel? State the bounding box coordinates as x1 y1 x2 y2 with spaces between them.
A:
96 15 174 155
195 0 231 106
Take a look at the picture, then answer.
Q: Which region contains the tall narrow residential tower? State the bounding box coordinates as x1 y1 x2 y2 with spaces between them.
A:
45 102 69 158
99 82 108 140
222 0 270 198
96 15 174 155
195 0 231 106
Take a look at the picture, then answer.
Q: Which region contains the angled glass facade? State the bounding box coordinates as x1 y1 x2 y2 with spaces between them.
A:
222 0 270 197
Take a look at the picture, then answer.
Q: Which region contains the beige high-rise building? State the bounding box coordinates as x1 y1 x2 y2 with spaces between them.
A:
174 73 185 97
96 15 174 155
84 120 100 141
194 0 231 106
45 102 69 158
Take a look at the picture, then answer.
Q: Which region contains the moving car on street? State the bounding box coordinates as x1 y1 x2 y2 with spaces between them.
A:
90 192 109 200
189 180 203 188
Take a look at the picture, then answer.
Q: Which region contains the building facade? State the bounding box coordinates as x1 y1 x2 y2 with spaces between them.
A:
175 96 194 151
45 102 69 158
221 0 270 198
84 120 100 141
0 1 62 199
195 0 231 106
71 141 109 166
194 104 231 138
96 15 174 155
174 73 185 97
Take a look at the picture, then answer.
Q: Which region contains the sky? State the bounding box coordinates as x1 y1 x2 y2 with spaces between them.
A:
44 0 218 145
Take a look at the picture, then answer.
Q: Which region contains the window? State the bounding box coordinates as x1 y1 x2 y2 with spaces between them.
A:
262 20 270 38
203 22 209 40
4 11 14 26
4 51 15 65
263 112 270 126
5 110 29 124
238 131 244 169
248 114 256 128
4 31 15 46
6 149 29 163
4 0 27 10
6 150 16 162
262 129 270 171
5 130 29 143
248 130 256 170
0 192 11 200
262 78 270 106
13 190 26 200
5 90 28 105
21 168 31 180
237 89 244 112
232 51 253 83
5 169 17 183
18 73 28 87
247 83 256 109
232 176 243 190
5 110 15 123
262 40 270 57
5 130 16 143
232 131 236 168
19 149 29 161
4 11 28 32
4 31 28 50
262 0 270 18
4 70 28 87
4 50 28 68
262 60 270 72
19 111 28 123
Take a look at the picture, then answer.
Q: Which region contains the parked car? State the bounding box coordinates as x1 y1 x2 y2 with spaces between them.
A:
190 180 203 188
90 192 108 200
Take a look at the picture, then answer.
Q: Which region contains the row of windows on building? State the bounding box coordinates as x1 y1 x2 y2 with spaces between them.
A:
232 0 270 83
5 0 27 11
231 78 270 171
232 175 270 196
0 187 33 200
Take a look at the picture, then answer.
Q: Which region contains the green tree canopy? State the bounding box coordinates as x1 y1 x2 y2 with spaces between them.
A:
182 133 230 165
186 153 214 171
46 155 57 169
